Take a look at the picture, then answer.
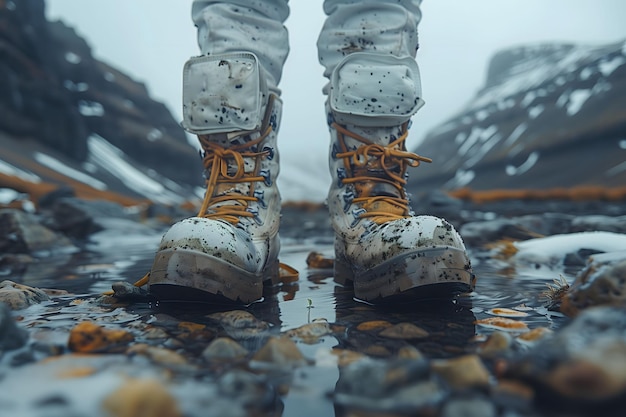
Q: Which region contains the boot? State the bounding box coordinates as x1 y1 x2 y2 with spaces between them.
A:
149 85 282 304
328 120 474 303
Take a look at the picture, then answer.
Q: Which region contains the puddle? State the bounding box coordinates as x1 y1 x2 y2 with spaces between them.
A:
7 232 572 416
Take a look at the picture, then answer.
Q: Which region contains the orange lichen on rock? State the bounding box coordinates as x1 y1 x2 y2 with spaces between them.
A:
356 320 393 332
487 308 529 318
68 321 134 353
449 186 626 203
517 327 553 342
0 172 145 208
476 317 529 332
486 240 519 259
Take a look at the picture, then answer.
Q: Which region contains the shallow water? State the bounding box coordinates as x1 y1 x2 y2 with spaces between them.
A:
10 231 572 416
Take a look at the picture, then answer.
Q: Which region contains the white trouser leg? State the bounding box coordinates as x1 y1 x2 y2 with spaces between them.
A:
317 0 424 126
191 0 290 96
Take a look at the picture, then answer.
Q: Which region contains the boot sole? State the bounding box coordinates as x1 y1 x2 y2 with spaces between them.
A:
149 248 279 305
334 245 474 303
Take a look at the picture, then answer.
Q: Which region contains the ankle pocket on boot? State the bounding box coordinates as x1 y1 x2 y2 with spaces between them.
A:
330 52 425 127
182 52 268 134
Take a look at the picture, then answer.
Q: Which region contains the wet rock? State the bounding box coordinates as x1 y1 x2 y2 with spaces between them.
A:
397 346 424 360
431 355 491 391
285 320 332 344
379 322 429 340
306 251 334 269
43 198 120 238
202 337 249 361
0 209 75 254
68 321 134 353
491 379 535 413
217 370 278 410
207 310 270 339
505 306 626 411
561 251 626 316
102 378 182 417
250 336 307 369
476 317 529 333
517 327 553 345
334 357 444 413
331 348 366 367
478 331 514 358
355 320 392 332
0 302 28 351
460 217 546 247
440 396 496 417
127 344 188 367
0 253 35 276
142 327 169 340
110 281 149 300
0 280 50 310
363 344 392 357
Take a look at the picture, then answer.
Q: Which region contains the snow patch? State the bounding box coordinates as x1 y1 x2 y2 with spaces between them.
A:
475 109 490 121
528 104 544 119
82 161 98 173
0 160 41 183
87 134 182 204
65 51 81 64
0 188 20 204
619 140 626 149
34 152 107 190
104 72 116 82
505 151 539 176
497 98 515 111
599 55 626 77
566 89 592 115
463 126 502 168
579 67 594 80
147 129 163 142
514 232 626 268
78 100 104 117
444 169 475 189
458 125 498 157
504 123 528 146
521 91 537 107
63 80 89 92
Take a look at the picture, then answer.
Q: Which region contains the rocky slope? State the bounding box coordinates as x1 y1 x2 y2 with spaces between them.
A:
409 40 626 197
0 0 202 207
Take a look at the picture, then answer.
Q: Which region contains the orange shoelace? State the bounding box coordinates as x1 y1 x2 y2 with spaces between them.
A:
197 128 271 224
104 124 298 296
332 122 432 224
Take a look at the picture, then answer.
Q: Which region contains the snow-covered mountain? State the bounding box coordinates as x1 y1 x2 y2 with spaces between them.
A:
408 40 626 197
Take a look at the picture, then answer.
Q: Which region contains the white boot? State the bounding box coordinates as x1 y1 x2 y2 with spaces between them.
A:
149 53 282 304
328 121 474 302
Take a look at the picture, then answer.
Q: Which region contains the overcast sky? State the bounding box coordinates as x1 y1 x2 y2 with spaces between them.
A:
46 1 626 201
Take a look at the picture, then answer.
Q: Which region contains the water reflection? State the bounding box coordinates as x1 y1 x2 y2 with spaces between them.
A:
9 236 575 417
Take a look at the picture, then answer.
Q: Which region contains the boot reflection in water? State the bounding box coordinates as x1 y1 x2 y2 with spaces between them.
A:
148 0 474 304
